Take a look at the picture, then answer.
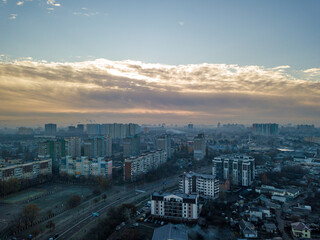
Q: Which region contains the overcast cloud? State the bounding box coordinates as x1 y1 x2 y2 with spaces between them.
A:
0 59 319 126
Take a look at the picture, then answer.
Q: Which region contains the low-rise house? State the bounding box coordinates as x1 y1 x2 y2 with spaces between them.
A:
271 196 286 203
249 206 271 220
286 189 300 199
264 223 277 233
291 222 311 238
239 219 258 238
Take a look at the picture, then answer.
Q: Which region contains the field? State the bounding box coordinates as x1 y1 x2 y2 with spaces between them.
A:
1 189 46 204
0 183 95 229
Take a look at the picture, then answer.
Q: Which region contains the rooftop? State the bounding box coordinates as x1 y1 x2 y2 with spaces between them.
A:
152 223 188 240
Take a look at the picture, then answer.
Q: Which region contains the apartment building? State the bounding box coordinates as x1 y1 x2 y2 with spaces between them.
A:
124 150 167 181
0 159 52 181
151 192 200 222
157 135 172 159
252 123 279 136
60 156 112 179
83 136 112 158
193 133 206 160
212 154 255 187
180 171 219 199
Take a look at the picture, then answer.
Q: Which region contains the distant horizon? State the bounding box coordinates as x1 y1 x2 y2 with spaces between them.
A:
1 121 319 129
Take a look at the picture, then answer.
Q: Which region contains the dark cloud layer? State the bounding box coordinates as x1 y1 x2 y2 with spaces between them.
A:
0 59 319 126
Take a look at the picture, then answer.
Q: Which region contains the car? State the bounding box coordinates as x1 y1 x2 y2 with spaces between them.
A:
92 212 99 217
133 223 139 227
161 221 164 225
144 219 148 222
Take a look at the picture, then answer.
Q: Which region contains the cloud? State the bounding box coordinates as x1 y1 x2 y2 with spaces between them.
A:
73 9 100 17
9 14 18 20
0 59 319 126
17 1 24 5
273 65 290 70
46 0 60 7
178 21 184 26
303 68 320 77
2 0 7 3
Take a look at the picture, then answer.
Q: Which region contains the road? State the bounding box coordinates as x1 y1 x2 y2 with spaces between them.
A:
40 174 182 240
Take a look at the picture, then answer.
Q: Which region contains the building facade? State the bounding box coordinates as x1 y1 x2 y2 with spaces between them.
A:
193 134 206 160
45 123 57 136
151 192 200 221
124 150 167 181
157 135 172 159
83 136 112 158
180 171 219 198
212 154 255 187
65 137 82 157
252 123 279 136
123 135 140 157
60 156 112 179
0 159 52 181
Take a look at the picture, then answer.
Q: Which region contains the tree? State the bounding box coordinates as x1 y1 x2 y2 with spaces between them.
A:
20 203 40 226
93 189 101 196
93 198 99 204
102 194 107 201
100 178 110 190
262 173 268 185
46 209 53 218
67 195 81 209
46 220 55 232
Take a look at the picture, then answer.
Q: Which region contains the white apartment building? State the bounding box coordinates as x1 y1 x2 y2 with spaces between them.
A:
0 159 52 181
124 150 167 181
180 171 219 199
60 156 112 179
151 192 200 222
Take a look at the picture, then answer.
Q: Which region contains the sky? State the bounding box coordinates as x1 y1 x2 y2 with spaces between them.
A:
0 0 320 127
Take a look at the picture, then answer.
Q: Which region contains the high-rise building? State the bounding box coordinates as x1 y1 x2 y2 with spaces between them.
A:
188 124 193 130
65 137 81 158
60 156 112 179
124 150 167 181
252 123 279 136
180 171 219 199
77 124 85 134
151 192 200 221
212 154 255 187
157 135 172 159
83 136 112 158
86 124 100 136
193 133 206 160
123 135 140 157
45 123 57 136
38 139 66 173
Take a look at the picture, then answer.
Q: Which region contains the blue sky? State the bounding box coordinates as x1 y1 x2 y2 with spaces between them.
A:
1 0 320 68
0 0 320 126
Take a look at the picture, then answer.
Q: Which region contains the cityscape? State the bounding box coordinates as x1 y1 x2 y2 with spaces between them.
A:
1 0 320 240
